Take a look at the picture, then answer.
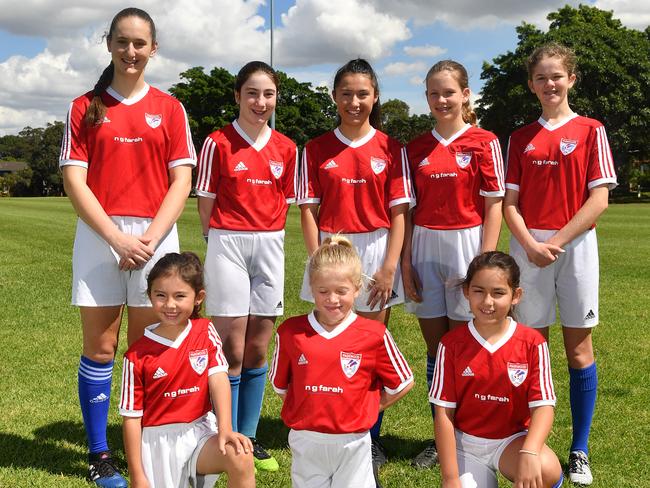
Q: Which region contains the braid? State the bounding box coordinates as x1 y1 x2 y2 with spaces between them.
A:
84 62 115 127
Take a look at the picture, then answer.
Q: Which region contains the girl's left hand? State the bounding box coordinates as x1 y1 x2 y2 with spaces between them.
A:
515 453 543 488
217 430 253 456
118 235 160 271
367 266 396 310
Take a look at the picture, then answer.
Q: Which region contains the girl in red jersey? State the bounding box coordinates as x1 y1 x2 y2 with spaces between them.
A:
59 8 195 486
504 43 617 485
196 61 297 471
401 60 505 468
270 236 414 488
297 59 413 472
431 252 563 488
120 252 254 488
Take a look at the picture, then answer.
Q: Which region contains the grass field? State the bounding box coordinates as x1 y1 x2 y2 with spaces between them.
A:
0 197 649 487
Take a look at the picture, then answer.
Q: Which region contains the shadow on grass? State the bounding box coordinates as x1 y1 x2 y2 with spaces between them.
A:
381 434 434 462
0 421 124 477
256 415 290 450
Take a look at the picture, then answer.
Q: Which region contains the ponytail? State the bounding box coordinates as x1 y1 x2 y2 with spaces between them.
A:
84 62 114 127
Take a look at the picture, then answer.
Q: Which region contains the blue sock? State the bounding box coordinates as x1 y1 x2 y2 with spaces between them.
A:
551 471 564 488
569 362 597 454
238 365 268 438
426 354 436 423
370 411 384 439
78 356 113 454
229 375 241 432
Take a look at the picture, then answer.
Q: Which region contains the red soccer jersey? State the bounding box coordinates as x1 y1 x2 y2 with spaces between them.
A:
297 128 413 233
119 318 229 427
59 84 197 218
430 319 555 439
195 121 298 231
506 114 617 230
407 125 505 230
269 312 413 434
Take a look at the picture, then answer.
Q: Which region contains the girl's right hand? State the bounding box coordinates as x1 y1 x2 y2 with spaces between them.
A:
524 241 564 268
401 260 423 303
112 232 155 271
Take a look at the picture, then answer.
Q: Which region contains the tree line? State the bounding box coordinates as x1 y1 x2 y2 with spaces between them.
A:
1 5 647 197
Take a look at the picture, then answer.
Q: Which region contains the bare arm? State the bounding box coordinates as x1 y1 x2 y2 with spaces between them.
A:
300 203 320 257
379 379 414 411
481 196 503 252
515 405 555 487
122 416 150 488
197 196 216 237
209 373 252 455
435 405 462 488
400 208 422 302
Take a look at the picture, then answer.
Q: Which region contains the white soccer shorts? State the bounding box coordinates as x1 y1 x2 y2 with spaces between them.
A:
405 225 482 321
204 229 285 317
141 412 220 488
288 429 374 488
72 217 179 307
454 429 527 488
299 228 405 312
509 228 599 328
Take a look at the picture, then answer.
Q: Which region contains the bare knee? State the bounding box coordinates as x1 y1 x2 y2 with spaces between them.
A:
224 444 254 479
540 446 562 487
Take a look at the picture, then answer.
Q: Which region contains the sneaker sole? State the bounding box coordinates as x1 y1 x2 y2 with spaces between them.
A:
568 473 593 485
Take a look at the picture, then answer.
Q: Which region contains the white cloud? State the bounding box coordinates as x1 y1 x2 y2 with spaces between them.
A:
0 106 57 134
409 75 424 86
404 44 448 58
594 0 650 30
275 0 411 66
384 61 427 76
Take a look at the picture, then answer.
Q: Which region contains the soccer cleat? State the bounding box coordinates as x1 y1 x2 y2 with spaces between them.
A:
372 460 384 488
371 437 388 468
88 452 127 488
251 438 279 472
568 450 593 485
411 440 439 468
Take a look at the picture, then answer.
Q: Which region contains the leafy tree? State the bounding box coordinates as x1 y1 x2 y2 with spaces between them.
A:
18 122 65 196
381 98 435 144
476 5 650 172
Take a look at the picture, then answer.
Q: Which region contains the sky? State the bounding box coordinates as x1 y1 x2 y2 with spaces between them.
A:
0 0 648 135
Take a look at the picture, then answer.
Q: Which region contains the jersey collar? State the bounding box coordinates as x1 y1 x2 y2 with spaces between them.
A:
537 112 578 131
232 120 272 152
105 83 150 105
431 123 471 147
468 317 517 354
144 319 192 348
334 126 376 148
308 311 357 339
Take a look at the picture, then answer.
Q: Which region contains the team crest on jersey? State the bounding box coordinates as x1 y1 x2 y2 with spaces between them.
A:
189 349 208 375
507 362 528 387
455 152 472 168
370 157 387 174
145 113 162 129
560 138 578 155
340 351 362 378
269 160 283 179
524 143 535 153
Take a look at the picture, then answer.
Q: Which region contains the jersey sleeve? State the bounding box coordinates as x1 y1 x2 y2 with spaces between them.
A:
504 135 521 193
376 329 414 394
429 339 456 408
479 136 506 197
195 134 220 199
282 144 299 204
59 101 89 168
207 321 229 376
528 340 556 408
268 330 291 394
388 145 415 208
587 124 617 190
297 144 321 205
166 101 197 169
119 352 144 418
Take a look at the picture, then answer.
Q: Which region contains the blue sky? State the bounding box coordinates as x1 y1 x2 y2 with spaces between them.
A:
0 0 646 135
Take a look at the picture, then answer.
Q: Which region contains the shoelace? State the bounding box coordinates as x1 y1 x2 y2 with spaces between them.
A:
91 457 120 479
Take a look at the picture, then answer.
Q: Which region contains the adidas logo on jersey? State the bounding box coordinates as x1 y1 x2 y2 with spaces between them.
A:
102 116 111 124
418 158 430 167
234 162 248 172
298 354 308 366
324 160 338 170
584 309 596 321
462 366 474 377
524 143 535 153
90 393 108 403
153 367 168 379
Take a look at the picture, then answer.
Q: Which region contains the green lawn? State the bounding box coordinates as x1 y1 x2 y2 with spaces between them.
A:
0 198 648 487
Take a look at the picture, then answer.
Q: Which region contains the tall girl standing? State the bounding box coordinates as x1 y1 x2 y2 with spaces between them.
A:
196 61 297 472
297 58 413 477
504 43 617 485
401 60 505 468
60 8 195 487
